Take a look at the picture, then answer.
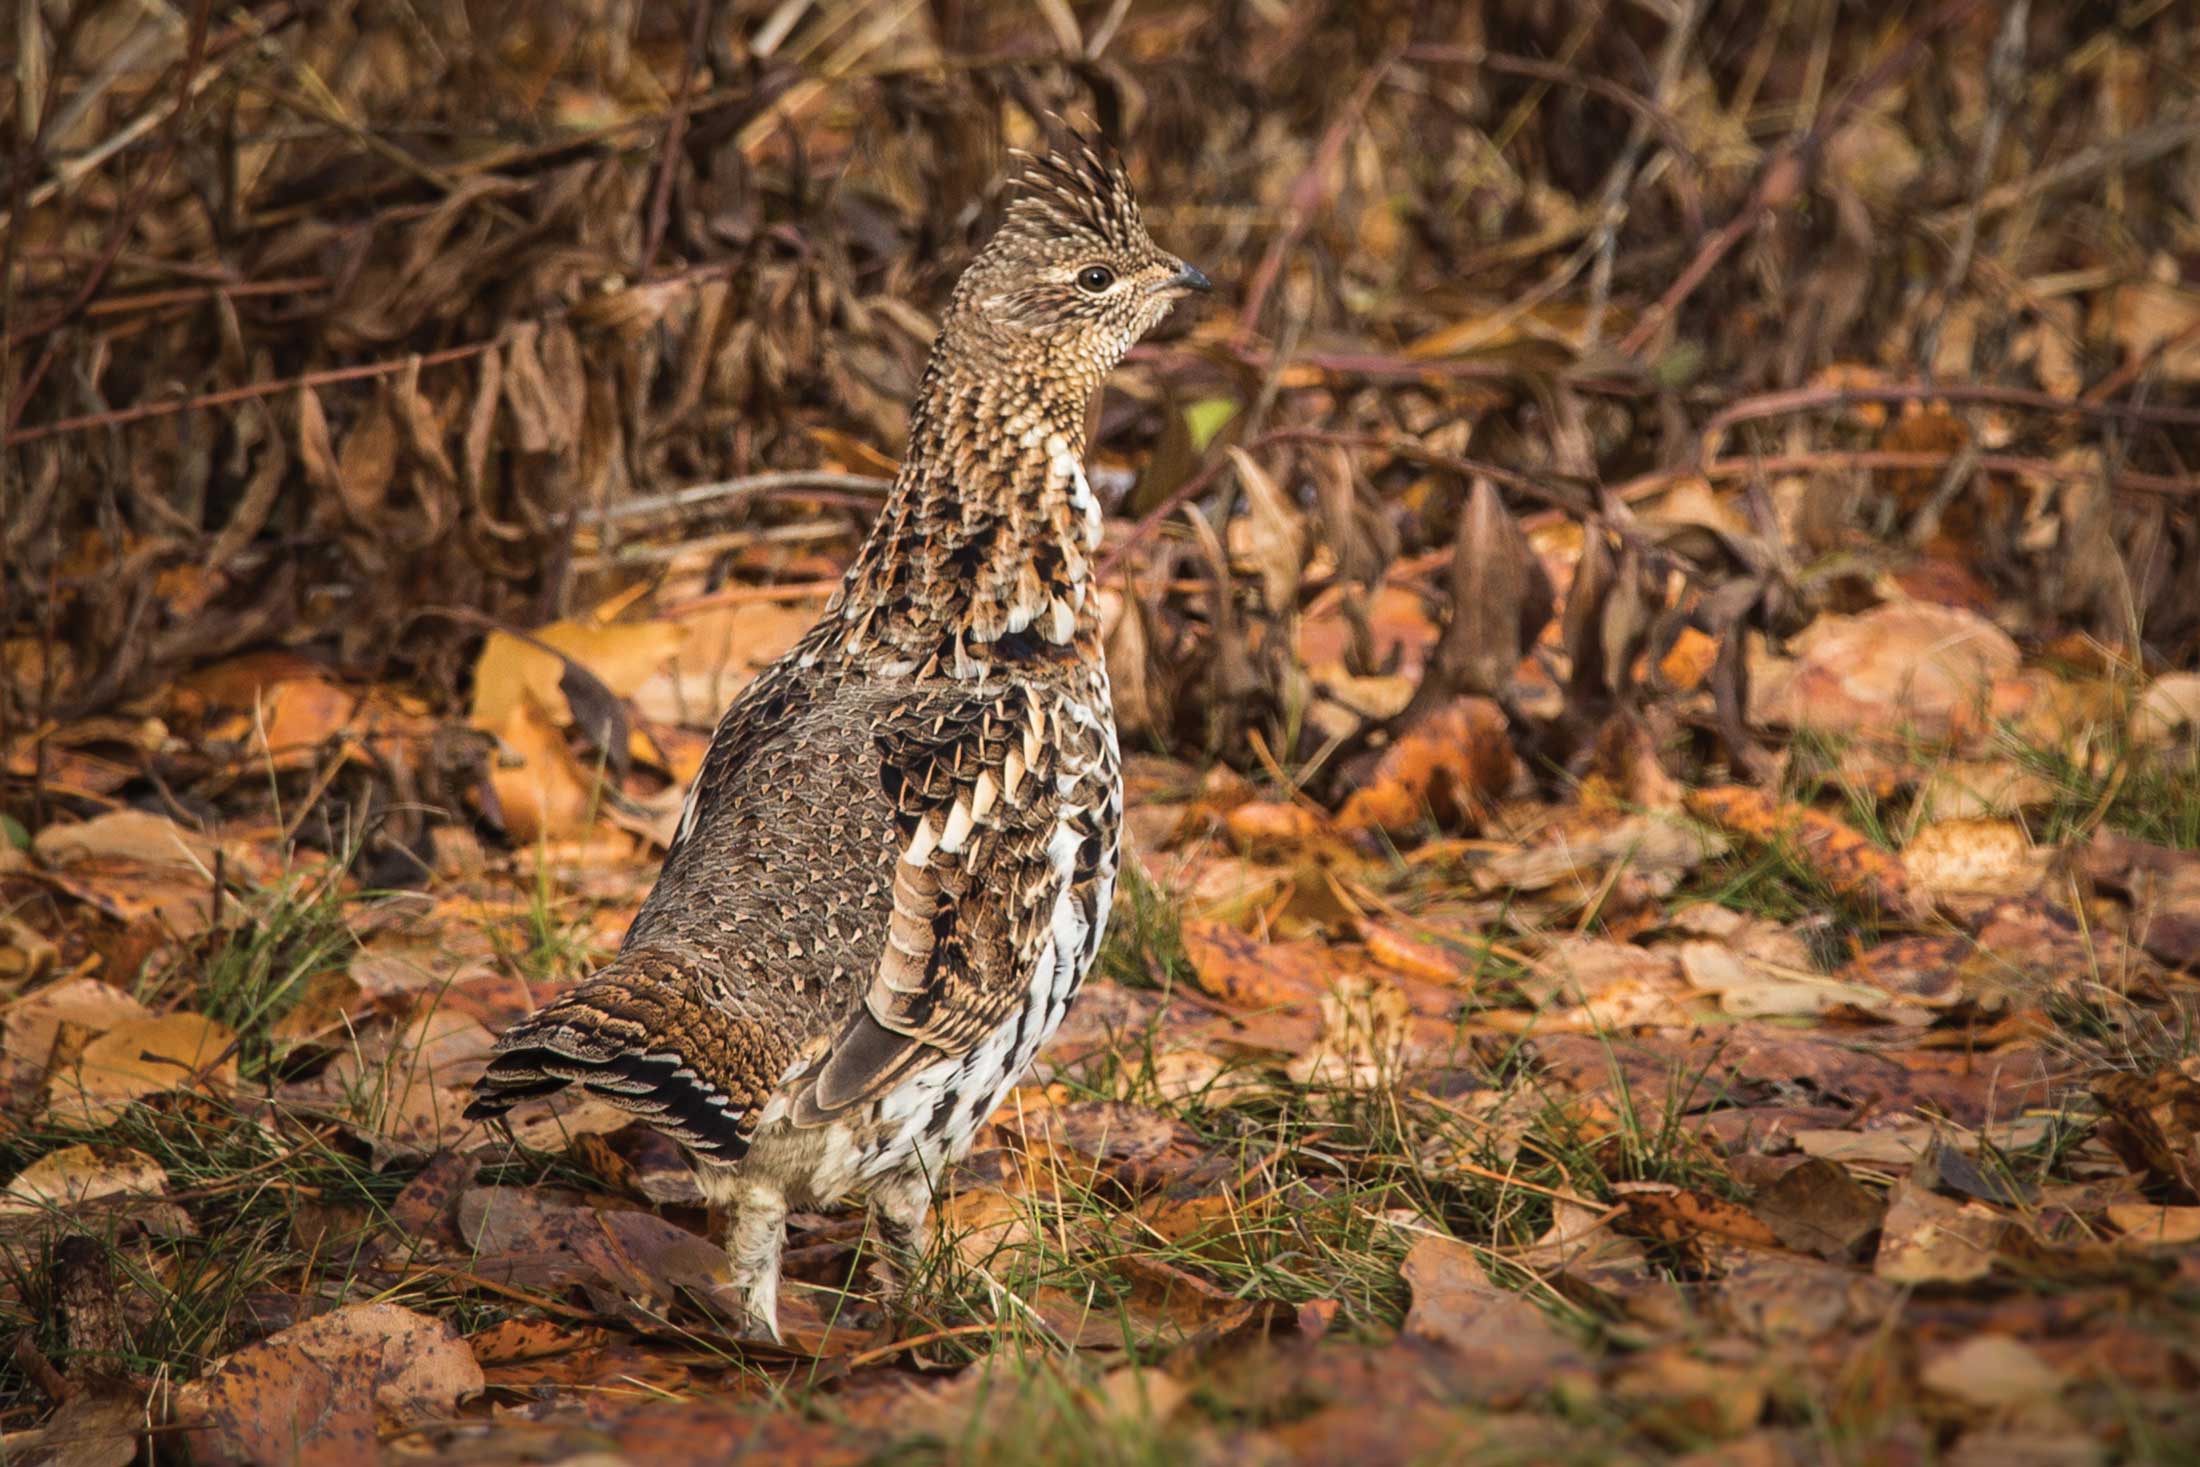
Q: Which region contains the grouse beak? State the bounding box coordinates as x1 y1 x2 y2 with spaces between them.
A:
1158 261 1213 296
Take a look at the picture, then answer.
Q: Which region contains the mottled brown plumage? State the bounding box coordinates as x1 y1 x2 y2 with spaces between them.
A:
467 130 1208 1338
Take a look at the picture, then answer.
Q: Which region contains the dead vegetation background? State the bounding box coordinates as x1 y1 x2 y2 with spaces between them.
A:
5 1 2200 1463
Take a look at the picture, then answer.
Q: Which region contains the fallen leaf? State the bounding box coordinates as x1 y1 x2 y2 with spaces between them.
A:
2090 1063 2200 1200
1903 819 2048 913
176 1302 483 1467
2104 1203 2200 1247
1 978 150 1114
1611 1344 1767 1442
1676 939 1927 1023
469 618 686 733
31 809 219 871
1 1143 167 1214
1524 937 1695 1028
1400 1233 1587 1403
1180 921 1331 1011
2134 672 2200 747
30 810 229 932
1874 1180 2007 1284
1287 971 1408 1089
1477 811 1722 900
1751 602 2019 748
1750 1158 1885 1262
10 1392 143 1467
486 692 607 844
1920 1333 2064 1410
1337 697 1513 837
1610 1182 1782 1249
46 1013 237 1128
1687 785 1914 917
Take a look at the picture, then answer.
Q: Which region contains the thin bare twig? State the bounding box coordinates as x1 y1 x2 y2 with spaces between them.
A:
4 0 215 435
1234 55 1393 341
641 0 714 275
1618 0 1987 360
586 471 891 526
1702 380 2200 440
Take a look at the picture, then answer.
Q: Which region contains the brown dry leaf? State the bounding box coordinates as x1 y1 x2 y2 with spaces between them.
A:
1 978 149 1114
1359 921 1466 984
2134 672 2200 747
1400 1233 1587 1403
46 1013 237 1128
1180 920 1331 1011
1751 603 2020 748
2105 279 2200 382
487 692 605 844
1221 800 1336 852
2081 829 2200 968
1004 1099 1190 1188
1835 935 1971 1010
1336 697 1513 838
1919 1334 2065 1411
1226 446 1306 613
1750 1158 1885 1262
1903 819 2049 914
2104 1204 2200 1247
1611 1345 1768 1442
1086 1365 1191 1430
0 914 57 985
1713 1250 1902 1344
304 1010 495 1164
634 601 813 729
1610 1182 1782 1249
936 1184 1044 1270
1686 785 1914 918
241 675 363 772
32 809 219 870
31 810 228 932
1916 759 2060 820
1874 1179 2007 1284
1675 940 1927 1023
2090 1063 2200 1200
9 1392 144 1467
176 1302 483 1467
1 1143 168 1215
1033 1252 1274 1352
1476 811 1721 901
1525 936 1698 1028
469 617 686 733
457 1186 730 1307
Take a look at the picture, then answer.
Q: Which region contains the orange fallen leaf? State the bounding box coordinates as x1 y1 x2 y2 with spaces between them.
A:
1360 921 1464 984
1180 920 1333 1011
1337 697 1513 838
46 1012 237 1128
487 692 604 844
1686 785 1915 917
1611 1182 1782 1249
1222 800 1335 851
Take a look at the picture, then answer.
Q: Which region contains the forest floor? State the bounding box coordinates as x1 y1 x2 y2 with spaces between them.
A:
7 2 2200 1464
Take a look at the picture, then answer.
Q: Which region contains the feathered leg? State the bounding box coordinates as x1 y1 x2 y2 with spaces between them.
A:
703 1166 788 1343
866 1171 933 1308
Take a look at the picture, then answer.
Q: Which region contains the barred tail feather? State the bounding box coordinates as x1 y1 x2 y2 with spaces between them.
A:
465 948 765 1160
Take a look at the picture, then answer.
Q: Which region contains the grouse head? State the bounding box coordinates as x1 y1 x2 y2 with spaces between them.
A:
945 132 1210 387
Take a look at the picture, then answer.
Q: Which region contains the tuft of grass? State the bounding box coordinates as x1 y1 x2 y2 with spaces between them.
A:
1096 863 1190 991
189 870 360 1081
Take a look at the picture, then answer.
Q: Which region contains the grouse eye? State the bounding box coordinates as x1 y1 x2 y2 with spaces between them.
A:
1075 265 1117 294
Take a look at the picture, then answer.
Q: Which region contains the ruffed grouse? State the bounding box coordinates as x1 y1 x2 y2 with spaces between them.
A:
466 132 1209 1339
